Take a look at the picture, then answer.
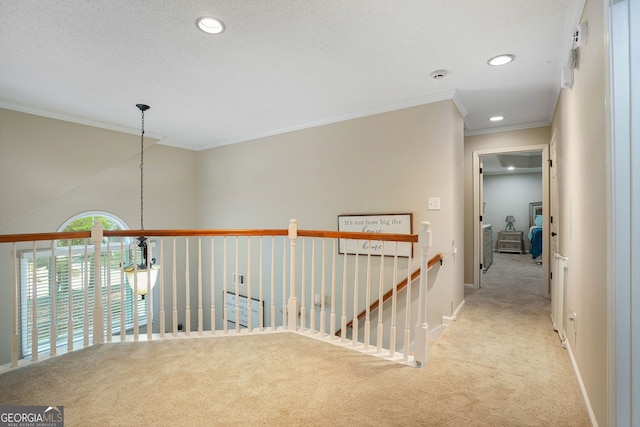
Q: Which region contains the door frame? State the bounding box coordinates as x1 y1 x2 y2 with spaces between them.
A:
472 144 550 297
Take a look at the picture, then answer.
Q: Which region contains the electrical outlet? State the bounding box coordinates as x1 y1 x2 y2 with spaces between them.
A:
233 273 245 285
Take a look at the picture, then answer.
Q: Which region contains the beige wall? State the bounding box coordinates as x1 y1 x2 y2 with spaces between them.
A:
0 109 198 365
463 127 551 284
551 0 607 423
197 100 466 332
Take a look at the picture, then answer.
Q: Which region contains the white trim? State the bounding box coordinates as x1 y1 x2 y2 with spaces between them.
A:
464 120 550 137
606 0 638 425
3 91 469 152
472 145 550 296
565 339 599 427
195 90 466 151
442 299 465 323
0 102 165 141
428 324 447 340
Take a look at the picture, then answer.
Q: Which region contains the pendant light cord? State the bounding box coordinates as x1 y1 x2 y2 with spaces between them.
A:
136 104 150 231
140 108 145 231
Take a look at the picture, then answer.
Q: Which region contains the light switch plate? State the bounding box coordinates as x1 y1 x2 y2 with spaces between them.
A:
428 197 441 210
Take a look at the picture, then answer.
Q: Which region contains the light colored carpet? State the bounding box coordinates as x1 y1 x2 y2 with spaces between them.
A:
0 253 589 426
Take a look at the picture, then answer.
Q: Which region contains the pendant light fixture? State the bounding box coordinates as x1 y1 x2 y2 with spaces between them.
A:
124 103 159 299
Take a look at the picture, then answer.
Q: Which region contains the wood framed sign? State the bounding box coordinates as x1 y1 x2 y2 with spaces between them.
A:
337 213 413 257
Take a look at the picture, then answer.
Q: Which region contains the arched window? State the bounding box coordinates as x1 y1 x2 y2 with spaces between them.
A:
21 212 147 357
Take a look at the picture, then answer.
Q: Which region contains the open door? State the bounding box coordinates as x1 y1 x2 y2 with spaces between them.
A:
478 157 485 288
472 153 484 288
549 137 564 339
550 137 560 269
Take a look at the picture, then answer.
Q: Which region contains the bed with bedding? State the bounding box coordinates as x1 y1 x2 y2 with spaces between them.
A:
528 214 543 259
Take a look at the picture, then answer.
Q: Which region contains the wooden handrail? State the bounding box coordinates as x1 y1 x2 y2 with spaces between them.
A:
334 252 444 337
0 228 419 244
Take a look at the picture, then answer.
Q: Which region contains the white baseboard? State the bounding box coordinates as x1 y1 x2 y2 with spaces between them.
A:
428 324 447 340
442 299 466 323
565 340 598 427
464 283 475 289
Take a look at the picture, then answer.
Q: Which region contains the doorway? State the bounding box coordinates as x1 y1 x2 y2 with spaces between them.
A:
472 145 550 297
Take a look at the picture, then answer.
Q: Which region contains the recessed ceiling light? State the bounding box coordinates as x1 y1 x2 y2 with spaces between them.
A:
487 54 514 66
507 166 515 170
196 17 225 35
489 116 504 122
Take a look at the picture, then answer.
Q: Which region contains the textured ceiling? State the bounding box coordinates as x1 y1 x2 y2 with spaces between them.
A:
0 1 580 151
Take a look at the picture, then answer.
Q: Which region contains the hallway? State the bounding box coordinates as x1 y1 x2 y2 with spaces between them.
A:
436 251 589 424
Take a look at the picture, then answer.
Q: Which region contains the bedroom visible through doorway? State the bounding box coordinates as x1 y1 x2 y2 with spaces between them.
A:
472 145 550 298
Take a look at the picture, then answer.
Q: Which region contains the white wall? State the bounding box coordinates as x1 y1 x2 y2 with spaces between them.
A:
0 109 198 365
483 172 542 252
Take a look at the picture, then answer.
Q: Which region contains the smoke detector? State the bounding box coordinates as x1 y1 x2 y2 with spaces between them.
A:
430 70 447 80
572 22 588 48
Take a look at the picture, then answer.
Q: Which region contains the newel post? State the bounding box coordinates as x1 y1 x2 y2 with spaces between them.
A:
414 221 431 367
91 221 104 344
287 219 298 330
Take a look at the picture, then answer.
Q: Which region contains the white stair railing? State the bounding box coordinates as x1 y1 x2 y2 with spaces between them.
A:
0 219 434 370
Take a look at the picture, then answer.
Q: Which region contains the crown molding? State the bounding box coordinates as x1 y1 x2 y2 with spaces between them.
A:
0 102 165 141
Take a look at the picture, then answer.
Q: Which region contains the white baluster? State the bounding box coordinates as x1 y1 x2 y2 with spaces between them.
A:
50 241 57 355
234 236 240 332
300 238 306 331
310 237 316 333
172 238 178 337
282 240 287 329
341 242 348 343
389 243 398 356
320 238 326 337
259 237 264 331
198 237 203 335
377 241 385 353
106 240 112 342
119 239 125 342
210 237 215 334
403 255 412 363
352 242 359 346
92 221 104 344
160 237 165 338
11 243 18 367
185 238 191 336
414 221 431 367
146 238 152 341
247 237 252 333
69 243 75 348
364 241 372 349
223 236 228 333
32 241 38 360
288 220 299 331
330 239 337 340
270 237 275 330
84 240 90 346
132 240 139 341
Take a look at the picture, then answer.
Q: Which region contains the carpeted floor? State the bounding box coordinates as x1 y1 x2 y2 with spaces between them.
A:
0 252 589 426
